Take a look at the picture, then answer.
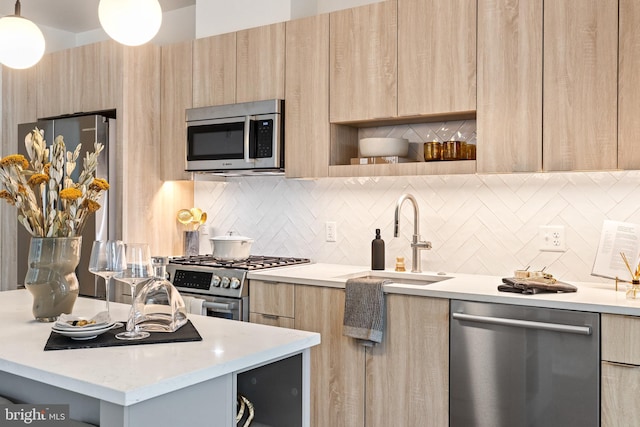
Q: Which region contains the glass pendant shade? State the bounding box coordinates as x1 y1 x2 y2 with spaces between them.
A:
98 0 162 46
0 14 45 69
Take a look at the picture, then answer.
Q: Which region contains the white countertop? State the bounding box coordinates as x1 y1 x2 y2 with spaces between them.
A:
247 263 640 316
0 290 320 406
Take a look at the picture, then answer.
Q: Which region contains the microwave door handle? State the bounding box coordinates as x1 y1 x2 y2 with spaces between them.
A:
243 116 254 164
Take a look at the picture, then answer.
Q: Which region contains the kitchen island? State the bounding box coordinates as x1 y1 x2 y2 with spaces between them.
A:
0 289 320 427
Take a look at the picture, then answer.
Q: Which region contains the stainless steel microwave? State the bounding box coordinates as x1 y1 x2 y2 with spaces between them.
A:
186 99 284 173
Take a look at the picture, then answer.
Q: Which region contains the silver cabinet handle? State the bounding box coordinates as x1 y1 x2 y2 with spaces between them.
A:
452 312 592 336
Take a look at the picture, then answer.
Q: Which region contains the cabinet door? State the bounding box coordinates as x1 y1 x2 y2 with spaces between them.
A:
294 285 365 427
618 0 640 169
36 49 74 118
236 23 285 103
192 32 236 107
398 0 476 116
602 362 640 426
366 294 449 427
75 41 121 113
477 0 542 173
543 0 618 171
160 41 193 181
285 14 330 178
250 280 295 318
330 0 397 122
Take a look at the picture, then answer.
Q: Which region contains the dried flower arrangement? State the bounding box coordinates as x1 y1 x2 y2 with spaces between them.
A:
0 128 109 237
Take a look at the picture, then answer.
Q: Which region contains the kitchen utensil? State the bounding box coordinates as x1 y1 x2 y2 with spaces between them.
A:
209 232 254 260
359 137 409 157
177 209 193 225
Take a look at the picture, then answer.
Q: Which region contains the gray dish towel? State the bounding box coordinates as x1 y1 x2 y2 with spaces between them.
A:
343 277 388 347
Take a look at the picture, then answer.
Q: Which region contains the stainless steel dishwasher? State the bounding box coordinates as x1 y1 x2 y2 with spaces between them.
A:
450 300 600 427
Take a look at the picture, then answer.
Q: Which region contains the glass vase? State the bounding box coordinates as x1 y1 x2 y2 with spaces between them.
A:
24 237 81 322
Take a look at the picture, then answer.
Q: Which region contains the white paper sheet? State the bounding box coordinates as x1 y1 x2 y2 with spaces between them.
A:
592 220 640 280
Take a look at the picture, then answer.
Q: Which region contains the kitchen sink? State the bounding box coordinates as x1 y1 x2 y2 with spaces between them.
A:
336 272 453 286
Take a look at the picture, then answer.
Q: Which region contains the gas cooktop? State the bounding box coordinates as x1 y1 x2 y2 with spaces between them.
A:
169 255 311 270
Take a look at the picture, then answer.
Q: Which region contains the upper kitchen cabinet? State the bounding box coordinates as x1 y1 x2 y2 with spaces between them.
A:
397 0 476 117
36 41 122 118
476 0 542 173
160 40 193 181
543 0 618 171
236 23 286 103
285 14 330 178
329 0 397 122
192 32 236 108
618 0 640 169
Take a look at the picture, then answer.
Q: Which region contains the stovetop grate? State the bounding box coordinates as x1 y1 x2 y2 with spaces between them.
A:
169 255 311 270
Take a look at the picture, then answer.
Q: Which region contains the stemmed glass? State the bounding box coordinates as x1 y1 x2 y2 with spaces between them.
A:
114 243 153 340
88 240 126 325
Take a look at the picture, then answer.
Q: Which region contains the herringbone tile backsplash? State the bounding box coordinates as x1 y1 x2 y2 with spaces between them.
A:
194 171 640 283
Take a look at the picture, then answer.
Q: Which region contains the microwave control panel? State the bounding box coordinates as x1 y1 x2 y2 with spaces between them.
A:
254 119 274 158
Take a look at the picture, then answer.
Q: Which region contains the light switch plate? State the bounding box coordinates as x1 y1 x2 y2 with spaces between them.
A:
326 221 337 242
539 225 566 252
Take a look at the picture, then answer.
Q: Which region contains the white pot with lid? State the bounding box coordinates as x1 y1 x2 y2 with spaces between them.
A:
209 231 254 260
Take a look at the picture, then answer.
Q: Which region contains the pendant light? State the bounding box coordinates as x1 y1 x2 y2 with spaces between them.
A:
0 0 45 69
98 0 162 46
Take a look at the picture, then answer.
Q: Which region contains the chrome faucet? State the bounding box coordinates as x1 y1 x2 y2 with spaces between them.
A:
394 193 432 273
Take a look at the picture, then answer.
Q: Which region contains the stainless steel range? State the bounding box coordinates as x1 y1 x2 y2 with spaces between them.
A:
167 255 310 321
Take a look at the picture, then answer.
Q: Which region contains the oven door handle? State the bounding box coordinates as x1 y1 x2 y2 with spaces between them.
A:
203 301 238 311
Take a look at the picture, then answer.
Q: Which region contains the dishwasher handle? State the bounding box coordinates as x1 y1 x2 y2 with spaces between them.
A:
452 312 592 336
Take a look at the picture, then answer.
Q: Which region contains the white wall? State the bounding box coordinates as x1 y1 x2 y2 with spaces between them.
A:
194 171 640 285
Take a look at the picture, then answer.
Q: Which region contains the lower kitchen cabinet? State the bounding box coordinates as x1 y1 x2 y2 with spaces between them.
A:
249 281 450 426
366 294 449 427
601 313 640 425
294 285 366 427
249 279 295 328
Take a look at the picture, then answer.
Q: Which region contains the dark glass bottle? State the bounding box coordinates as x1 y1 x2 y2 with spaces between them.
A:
371 229 385 270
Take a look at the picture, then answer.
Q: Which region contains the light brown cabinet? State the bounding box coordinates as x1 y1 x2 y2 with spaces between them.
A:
192 32 236 108
601 313 640 425
542 0 618 171
36 41 121 118
294 284 366 427
236 23 286 103
366 294 449 427
160 40 193 181
329 0 397 122
284 14 330 178
476 0 542 173
397 0 476 116
618 0 640 169
249 279 295 329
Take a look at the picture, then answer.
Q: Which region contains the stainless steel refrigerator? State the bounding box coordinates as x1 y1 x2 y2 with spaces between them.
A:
17 113 119 298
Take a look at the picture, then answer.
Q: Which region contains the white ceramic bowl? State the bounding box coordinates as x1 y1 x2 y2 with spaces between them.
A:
359 137 409 157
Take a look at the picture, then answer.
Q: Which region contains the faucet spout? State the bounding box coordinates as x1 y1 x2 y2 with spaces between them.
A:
393 193 431 273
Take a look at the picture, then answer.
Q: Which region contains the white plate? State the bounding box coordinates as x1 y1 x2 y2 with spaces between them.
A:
52 323 115 340
53 321 113 332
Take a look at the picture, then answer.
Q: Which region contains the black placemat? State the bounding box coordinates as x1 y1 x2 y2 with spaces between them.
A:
44 320 202 351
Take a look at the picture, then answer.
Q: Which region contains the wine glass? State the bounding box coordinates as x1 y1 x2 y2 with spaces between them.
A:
114 243 153 340
88 240 126 325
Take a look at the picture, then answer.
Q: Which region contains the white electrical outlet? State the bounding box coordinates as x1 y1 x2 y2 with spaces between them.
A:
326 221 337 242
539 225 567 252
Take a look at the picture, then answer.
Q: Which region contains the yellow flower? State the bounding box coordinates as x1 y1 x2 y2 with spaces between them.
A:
82 199 101 213
17 184 26 194
43 163 51 175
27 173 49 186
0 190 15 205
59 188 82 201
89 178 109 191
0 154 28 169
